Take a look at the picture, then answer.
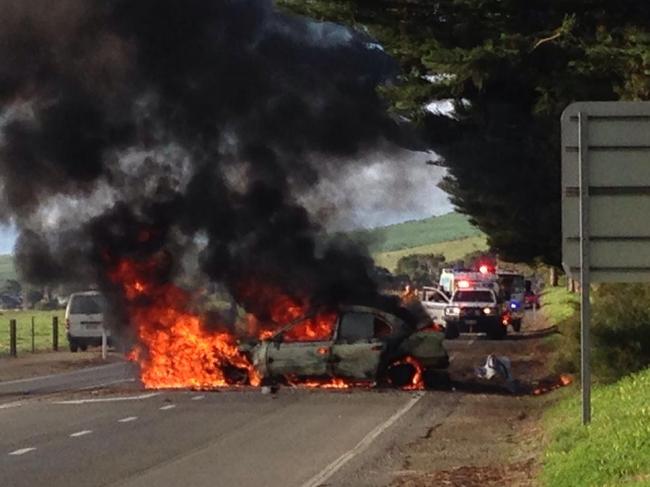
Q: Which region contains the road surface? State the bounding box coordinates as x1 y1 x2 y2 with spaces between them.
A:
0 311 549 487
0 386 462 487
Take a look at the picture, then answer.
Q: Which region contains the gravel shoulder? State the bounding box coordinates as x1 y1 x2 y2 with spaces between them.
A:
388 310 565 487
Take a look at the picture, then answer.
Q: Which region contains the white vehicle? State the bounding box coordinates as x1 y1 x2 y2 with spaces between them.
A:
444 287 507 339
65 292 109 352
419 286 459 339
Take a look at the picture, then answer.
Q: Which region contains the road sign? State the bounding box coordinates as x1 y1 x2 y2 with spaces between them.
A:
562 102 650 282
561 101 650 425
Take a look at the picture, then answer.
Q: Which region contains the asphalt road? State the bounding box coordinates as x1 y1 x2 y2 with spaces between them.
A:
0 312 546 487
0 386 462 487
0 362 135 400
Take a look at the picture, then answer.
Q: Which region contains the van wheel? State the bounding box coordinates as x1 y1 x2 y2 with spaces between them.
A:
79 343 88 352
69 340 79 353
444 323 460 340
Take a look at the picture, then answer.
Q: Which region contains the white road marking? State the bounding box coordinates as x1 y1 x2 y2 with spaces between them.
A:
78 378 136 390
300 392 425 487
0 401 24 410
8 447 36 456
53 392 159 405
69 430 93 438
118 416 138 423
159 404 176 411
191 395 205 401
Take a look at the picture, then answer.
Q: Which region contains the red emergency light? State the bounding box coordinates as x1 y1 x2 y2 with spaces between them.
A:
479 265 489 274
457 280 470 289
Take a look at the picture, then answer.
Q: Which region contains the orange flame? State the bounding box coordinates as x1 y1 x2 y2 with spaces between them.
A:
532 374 574 395
110 258 260 389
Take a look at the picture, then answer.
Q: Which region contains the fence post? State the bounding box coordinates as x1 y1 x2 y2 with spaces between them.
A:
31 316 35 353
10 319 17 357
52 316 58 352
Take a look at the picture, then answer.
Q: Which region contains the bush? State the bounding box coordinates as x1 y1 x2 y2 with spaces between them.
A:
551 283 650 383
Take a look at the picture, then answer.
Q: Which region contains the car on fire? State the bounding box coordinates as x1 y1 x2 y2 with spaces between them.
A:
241 305 449 388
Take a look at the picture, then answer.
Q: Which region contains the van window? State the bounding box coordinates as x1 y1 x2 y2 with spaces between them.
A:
70 295 105 314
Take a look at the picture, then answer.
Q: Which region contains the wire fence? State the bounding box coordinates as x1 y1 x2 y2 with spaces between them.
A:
0 311 66 357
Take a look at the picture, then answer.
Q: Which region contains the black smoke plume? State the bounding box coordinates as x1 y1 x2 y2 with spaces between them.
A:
0 0 414 327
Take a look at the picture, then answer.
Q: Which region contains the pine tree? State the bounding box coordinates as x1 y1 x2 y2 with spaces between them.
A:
280 0 650 264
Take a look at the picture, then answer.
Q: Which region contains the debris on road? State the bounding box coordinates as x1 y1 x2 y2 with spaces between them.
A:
475 354 517 392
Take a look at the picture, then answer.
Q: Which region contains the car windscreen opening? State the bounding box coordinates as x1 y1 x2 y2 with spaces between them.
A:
454 291 493 302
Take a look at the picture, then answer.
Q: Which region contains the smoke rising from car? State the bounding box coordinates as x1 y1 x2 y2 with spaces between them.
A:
0 0 422 325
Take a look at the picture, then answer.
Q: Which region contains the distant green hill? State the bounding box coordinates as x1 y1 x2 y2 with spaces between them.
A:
351 212 483 254
0 254 16 282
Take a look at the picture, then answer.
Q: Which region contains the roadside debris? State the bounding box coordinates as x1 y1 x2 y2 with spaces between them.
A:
475 354 517 393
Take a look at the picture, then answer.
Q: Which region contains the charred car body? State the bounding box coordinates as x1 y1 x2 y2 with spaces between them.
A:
242 305 449 388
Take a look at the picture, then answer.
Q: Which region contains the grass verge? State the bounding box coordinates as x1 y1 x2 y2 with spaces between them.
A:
541 286 579 325
0 309 66 356
543 368 650 486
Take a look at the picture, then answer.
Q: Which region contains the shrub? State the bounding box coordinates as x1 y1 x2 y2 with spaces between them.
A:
550 283 650 383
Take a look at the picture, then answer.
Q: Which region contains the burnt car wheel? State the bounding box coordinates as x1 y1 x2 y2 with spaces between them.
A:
384 358 421 388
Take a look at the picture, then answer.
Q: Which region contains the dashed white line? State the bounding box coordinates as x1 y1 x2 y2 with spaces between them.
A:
118 416 138 423
53 393 159 405
159 404 176 411
9 447 36 456
0 400 24 410
69 430 93 438
191 395 205 401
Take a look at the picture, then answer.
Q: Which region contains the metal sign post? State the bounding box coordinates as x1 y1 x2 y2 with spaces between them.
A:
101 327 107 360
578 112 591 424
562 101 650 425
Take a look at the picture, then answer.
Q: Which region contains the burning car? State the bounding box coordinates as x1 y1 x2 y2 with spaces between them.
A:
241 305 449 389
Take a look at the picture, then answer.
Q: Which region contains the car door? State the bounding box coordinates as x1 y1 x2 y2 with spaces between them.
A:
265 317 334 379
421 289 450 324
330 311 388 380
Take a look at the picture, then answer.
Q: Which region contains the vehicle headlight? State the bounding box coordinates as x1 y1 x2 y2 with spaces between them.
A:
483 307 494 315
445 307 461 316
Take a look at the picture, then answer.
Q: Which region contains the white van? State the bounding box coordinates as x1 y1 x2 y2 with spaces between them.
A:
65 292 109 352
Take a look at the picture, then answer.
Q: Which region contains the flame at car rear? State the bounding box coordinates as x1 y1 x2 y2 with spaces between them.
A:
109 258 262 389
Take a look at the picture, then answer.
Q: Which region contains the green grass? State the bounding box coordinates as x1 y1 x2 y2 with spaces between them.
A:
541 285 579 325
543 368 650 486
0 254 16 282
351 212 483 254
373 235 488 273
0 309 67 356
